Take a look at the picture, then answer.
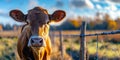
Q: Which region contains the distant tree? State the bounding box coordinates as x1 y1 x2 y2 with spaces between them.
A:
3 23 12 30
87 13 118 30
88 21 95 29
60 21 78 30
69 16 82 28
103 13 117 30
106 19 117 30
115 17 120 29
50 20 79 30
0 24 3 31
104 13 110 21
70 20 80 28
13 24 19 31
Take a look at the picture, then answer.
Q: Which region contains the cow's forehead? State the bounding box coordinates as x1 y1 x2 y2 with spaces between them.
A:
26 7 49 25
28 7 48 14
33 7 45 10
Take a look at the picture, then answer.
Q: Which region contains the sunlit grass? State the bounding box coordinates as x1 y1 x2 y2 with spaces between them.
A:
87 42 120 58
0 37 120 60
63 38 120 59
0 38 17 60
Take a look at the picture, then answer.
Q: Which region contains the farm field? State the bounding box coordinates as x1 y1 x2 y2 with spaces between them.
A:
0 30 120 60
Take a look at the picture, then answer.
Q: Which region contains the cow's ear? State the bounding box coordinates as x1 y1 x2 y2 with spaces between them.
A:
49 10 66 22
9 10 26 22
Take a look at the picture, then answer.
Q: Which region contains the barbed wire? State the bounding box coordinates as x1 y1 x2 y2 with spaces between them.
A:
53 30 120 37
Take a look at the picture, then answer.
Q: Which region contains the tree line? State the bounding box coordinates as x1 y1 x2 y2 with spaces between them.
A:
51 13 120 30
1 13 120 31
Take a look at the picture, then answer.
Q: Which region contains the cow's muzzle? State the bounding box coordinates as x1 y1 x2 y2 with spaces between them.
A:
28 36 46 47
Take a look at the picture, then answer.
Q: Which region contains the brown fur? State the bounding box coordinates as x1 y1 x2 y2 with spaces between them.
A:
9 6 66 60
17 25 51 60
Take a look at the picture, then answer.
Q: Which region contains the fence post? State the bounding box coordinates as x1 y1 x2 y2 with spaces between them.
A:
51 31 55 45
59 30 64 60
80 21 87 60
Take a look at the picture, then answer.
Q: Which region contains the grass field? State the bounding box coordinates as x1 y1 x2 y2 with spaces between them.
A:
0 38 17 60
0 30 120 60
60 35 120 60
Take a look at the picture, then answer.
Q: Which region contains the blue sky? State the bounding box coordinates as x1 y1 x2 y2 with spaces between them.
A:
1 0 120 25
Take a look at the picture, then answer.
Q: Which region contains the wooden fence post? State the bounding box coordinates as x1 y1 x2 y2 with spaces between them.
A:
80 21 87 60
59 30 64 60
51 31 55 45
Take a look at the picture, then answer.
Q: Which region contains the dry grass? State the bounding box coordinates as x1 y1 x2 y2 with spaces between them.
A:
0 30 120 60
0 38 17 60
0 31 20 38
51 30 120 60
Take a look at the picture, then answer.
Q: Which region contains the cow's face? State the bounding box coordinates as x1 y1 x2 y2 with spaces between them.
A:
9 7 66 49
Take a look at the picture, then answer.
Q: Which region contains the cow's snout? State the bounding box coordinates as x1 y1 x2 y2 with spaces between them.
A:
28 36 46 47
31 38 43 46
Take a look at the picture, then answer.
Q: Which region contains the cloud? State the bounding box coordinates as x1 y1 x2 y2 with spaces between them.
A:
70 0 94 9
0 9 9 17
102 1 118 11
109 0 120 3
6 0 9 2
93 0 100 2
47 7 59 14
68 10 78 19
111 5 117 11
96 4 102 9
106 10 120 19
0 13 8 17
28 0 39 9
0 10 3 13
93 0 118 11
70 0 86 8
85 0 94 9
55 0 64 7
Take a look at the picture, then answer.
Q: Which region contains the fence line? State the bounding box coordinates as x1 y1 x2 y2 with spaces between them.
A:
51 22 120 60
52 30 120 37
80 21 120 60
82 30 120 37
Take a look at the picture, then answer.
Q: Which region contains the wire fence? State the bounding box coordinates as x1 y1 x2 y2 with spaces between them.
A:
50 22 120 60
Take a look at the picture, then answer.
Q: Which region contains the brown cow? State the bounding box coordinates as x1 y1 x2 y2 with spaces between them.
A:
9 7 66 60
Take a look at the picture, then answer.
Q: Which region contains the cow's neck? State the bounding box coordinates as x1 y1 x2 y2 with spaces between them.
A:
31 47 45 60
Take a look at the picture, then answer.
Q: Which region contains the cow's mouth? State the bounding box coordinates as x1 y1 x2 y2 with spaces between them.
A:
31 46 44 50
31 43 43 47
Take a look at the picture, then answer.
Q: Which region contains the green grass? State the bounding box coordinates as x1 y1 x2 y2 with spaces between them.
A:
0 38 17 60
63 38 120 59
87 42 120 58
0 37 120 60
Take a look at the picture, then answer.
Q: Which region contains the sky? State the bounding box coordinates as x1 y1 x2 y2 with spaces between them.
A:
1 0 120 25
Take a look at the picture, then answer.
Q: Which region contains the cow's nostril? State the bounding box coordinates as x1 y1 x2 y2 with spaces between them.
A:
31 39 34 43
28 36 45 47
31 38 43 43
40 39 43 43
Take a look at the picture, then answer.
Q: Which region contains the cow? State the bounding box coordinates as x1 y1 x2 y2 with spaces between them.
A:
9 7 66 60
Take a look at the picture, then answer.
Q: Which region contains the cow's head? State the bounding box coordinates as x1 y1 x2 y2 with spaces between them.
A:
9 7 66 50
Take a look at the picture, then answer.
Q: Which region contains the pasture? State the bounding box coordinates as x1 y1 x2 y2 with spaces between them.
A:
0 30 120 60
